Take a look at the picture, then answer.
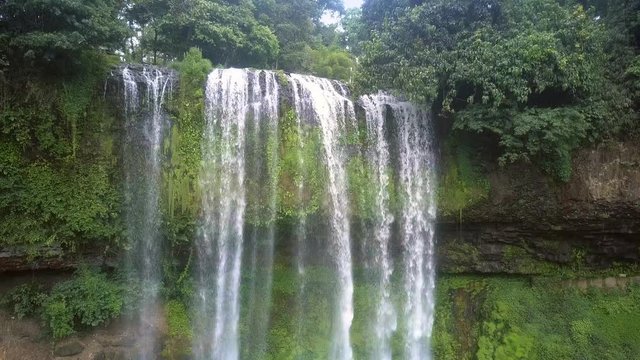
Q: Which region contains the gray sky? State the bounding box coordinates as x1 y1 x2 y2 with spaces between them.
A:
344 0 363 9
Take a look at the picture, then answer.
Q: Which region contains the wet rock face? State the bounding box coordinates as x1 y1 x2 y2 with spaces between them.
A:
437 142 640 274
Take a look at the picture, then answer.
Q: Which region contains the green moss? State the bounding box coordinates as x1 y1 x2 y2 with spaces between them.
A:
439 240 482 273
275 70 289 87
162 48 212 246
433 276 640 359
437 139 490 221
244 115 280 226
346 156 376 220
162 300 193 360
270 107 327 221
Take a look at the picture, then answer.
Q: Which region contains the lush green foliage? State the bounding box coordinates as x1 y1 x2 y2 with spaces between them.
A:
162 48 211 247
125 0 279 67
122 0 354 79
358 0 640 179
1 269 125 339
0 53 122 250
304 46 354 82
0 283 47 319
433 276 640 360
42 268 124 338
0 0 127 72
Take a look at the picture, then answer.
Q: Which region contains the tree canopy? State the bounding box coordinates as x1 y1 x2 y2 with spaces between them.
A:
357 0 640 180
0 0 127 72
0 0 638 178
0 0 355 79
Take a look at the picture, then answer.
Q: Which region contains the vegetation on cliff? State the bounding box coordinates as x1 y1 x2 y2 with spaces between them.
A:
4 268 640 359
356 0 640 180
433 276 640 359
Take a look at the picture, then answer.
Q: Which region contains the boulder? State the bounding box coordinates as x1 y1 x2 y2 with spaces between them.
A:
54 339 84 357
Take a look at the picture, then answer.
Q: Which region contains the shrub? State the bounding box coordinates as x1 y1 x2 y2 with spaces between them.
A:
42 295 75 339
1 283 47 319
42 268 124 339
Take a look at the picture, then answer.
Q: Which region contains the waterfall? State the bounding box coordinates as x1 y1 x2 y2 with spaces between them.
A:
359 93 437 360
191 69 435 360
289 74 356 360
360 93 397 360
121 65 173 359
195 69 279 360
394 97 437 360
242 70 279 360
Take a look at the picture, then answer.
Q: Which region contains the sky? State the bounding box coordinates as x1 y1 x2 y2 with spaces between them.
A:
344 0 363 9
321 0 363 25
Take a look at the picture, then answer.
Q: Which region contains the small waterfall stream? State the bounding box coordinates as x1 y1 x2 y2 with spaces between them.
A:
195 69 250 360
395 99 437 360
360 93 396 360
195 69 280 360
289 74 356 360
359 93 437 360
121 65 173 359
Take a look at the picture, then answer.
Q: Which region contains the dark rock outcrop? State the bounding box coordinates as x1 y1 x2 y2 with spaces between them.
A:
437 141 640 274
0 245 116 273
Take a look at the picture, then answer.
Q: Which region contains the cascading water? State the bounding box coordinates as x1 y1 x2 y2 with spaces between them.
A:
242 70 279 360
394 97 437 360
120 65 173 359
289 74 356 360
195 68 279 360
359 92 437 360
360 93 397 360
192 69 435 360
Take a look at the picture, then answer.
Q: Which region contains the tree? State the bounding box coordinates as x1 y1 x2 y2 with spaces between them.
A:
357 0 631 180
253 0 345 72
125 0 279 67
0 0 127 71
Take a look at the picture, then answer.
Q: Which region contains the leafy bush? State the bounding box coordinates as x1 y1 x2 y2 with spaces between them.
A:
42 268 124 339
0 52 123 250
359 0 637 180
1 283 47 319
0 0 127 70
455 106 591 181
42 295 75 339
